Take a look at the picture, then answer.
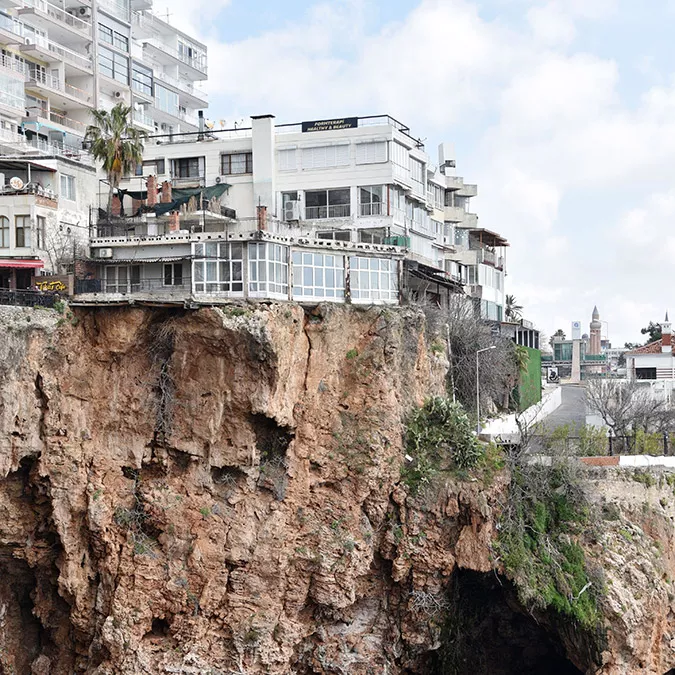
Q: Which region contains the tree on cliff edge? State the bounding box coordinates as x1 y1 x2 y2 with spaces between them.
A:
85 103 146 216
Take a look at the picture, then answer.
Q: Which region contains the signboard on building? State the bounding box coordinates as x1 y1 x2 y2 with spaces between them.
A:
302 118 358 133
571 321 581 340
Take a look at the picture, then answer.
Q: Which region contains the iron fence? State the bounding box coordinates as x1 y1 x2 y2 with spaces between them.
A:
75 277 191 295
530 433 674 456
0 288 57 308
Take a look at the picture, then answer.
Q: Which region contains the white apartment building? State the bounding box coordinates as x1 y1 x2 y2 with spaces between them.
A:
0 156 95 286
0 0 207 287
77 114 508 313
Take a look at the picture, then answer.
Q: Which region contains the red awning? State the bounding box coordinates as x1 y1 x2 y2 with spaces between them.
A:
0 260 44 269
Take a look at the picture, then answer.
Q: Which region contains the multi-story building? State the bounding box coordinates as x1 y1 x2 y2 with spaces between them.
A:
76 114 508 313
0 0 207 287
0 155 96 286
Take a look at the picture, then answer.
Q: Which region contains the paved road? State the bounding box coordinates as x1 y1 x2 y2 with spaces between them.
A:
540 384 587 432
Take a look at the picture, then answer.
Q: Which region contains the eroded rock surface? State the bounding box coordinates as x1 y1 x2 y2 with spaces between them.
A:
0 303 509 674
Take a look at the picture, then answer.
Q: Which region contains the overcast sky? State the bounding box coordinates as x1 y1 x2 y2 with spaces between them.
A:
154 0 675 346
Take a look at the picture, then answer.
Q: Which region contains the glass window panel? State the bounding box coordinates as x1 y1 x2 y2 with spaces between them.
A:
232 262 242 281
194 262 204 281
231 243 242 259
205 242 217 257
206 261 217 281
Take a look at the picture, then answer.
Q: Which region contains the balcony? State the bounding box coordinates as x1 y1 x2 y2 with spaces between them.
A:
97 0 128 21
444 206 466 222
305 205 350 220
153 70 208 105
132 109 154 130
359 202 383 217
171 175 204 188
143 40 207 78
18 0 92 41
76 276 192 296
47 110 87 134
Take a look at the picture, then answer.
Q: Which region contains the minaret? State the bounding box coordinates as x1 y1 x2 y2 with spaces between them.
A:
589 306 602 355
661 312 671 353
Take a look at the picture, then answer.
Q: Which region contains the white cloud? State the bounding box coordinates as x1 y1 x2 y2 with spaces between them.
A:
169 0 673 344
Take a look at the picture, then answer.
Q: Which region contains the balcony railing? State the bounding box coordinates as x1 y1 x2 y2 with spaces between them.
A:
0 89 26 112
0 52 27 77
133 110 154 127
153 70 208 101
76 277 191 295
0 288 58 308
305 205 351 220
144 39 207 75
48 110 87 133
64 82 91 103
21 0 92 32
27 69 61 90
47 39 92 70
98 0 129 20
359 202 383 217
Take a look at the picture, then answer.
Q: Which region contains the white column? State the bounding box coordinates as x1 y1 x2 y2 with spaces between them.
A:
251 115 276 216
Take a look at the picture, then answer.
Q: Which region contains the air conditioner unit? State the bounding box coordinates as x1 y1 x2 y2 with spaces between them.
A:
284 200 300 221
114 91 123 99
78 7 90 16
97 248 113 259
215 176 221 184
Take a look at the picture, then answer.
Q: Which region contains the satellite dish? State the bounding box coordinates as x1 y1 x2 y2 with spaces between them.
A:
9 176 23 190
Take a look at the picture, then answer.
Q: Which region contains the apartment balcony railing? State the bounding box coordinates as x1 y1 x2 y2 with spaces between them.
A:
132 109 154 127
97 0 129 21
359 202 383 217
0 126 25 146
64 82 91 103
171 175 204 188
48 110 87 133
0 89 26 112
305 205 351 220
27 69 60 90
0 52 27 77
153 70 208 101
178 109 198 126
77 277 192 295
144 39 207 75
21 0 91 33
47 39 92 70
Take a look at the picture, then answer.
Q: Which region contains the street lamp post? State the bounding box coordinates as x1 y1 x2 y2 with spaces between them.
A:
476 345 497 434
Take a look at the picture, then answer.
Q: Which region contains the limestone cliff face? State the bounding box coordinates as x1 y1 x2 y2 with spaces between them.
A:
4 303 675 675
0 303 506 674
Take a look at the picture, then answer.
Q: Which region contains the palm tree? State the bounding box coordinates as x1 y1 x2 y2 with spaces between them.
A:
85 103 146 216
505 294 523 322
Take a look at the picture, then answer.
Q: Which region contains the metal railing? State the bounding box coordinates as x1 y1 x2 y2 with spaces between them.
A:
48 110 87 133
21 0 92 32
531 433 675 457
359 202 383 217
0 52 27 77
0 89 25 112
28 69 61 90
133 110 154 127
98 0 128 20
47 39 92 70
143 39 207 74
0 288 57 308
153 70 208 101
305 205 351 220
76 276 192 295
64 82 91 103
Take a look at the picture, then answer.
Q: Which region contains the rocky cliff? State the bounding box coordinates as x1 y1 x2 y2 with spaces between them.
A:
0 302 674 675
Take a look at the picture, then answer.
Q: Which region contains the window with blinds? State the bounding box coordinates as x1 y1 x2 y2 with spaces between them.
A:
277 148 296 171
301 144 350 170
356 141 387 164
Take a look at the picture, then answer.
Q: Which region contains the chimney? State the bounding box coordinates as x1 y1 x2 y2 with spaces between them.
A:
198 110 205 140
168 211 180 232
161 180 172 203
662 311 672 353
146 175 158 206
257 204 267 231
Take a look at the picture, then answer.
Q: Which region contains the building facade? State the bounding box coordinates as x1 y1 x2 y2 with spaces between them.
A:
0 155 96 286
78 114 509 313
0 0 206 286
0 0 206 158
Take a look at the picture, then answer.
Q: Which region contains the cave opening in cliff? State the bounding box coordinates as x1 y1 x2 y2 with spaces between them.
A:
428 570 582 675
